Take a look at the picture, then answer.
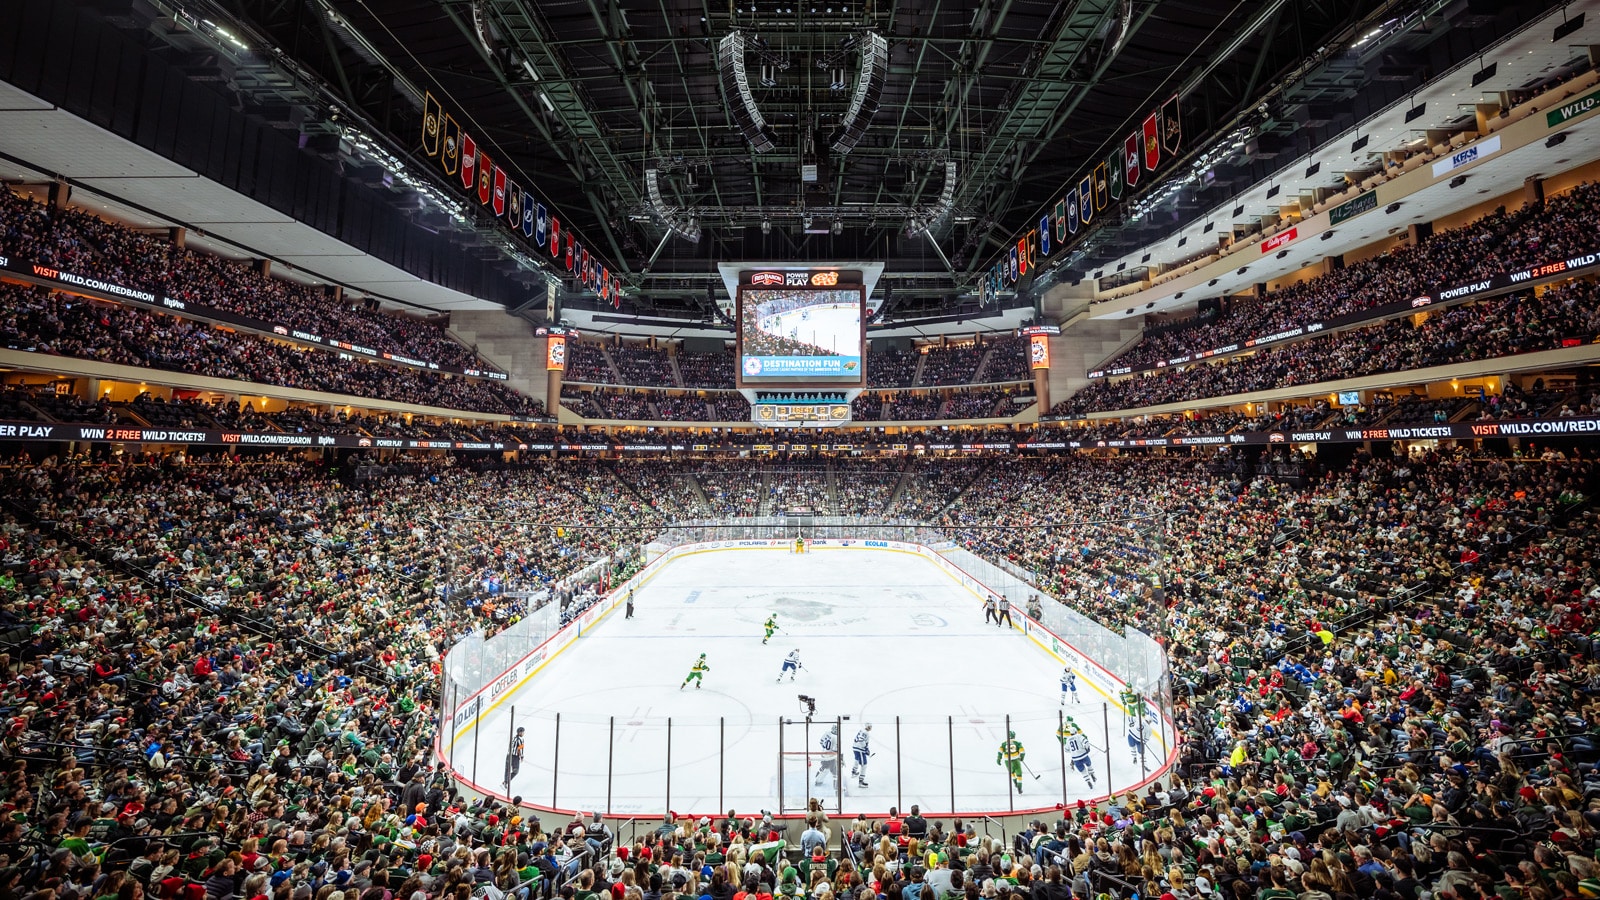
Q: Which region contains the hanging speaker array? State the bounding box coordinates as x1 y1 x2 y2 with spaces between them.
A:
717 31 776 153
829 31 888 154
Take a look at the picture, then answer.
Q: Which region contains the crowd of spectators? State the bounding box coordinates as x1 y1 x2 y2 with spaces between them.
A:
919 345 987 386
3 441 1600 900
0 191 488 371
608 346 676 387
1055 277 1600 416
974 336 1031 384
0 283 546 416
679 351 735 389
866 349 920 388
563 343 617 385
1102 182 1600 374
878 394 945 422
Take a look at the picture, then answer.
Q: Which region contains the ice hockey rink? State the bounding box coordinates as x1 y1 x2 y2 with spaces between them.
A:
450 547 1168 816
759 303 859 355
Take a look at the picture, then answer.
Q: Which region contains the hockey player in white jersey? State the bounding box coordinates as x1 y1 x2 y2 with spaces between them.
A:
1060 667 1078 705
778 649 803 682
851 724 873 788
816 723 841 788
1056 717 1096 789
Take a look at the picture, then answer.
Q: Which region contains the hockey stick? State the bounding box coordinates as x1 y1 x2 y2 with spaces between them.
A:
1021 760 1042 780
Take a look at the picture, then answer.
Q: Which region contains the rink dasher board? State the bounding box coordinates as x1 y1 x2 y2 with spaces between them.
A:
441 537 1172 753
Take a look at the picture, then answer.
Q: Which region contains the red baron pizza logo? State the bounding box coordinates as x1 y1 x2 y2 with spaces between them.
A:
1411 295 1434 308
751 272 784 285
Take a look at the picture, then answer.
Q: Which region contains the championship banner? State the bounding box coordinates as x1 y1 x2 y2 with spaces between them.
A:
1008 245 1019 283
549 216 561 258
564 233 574 271
1029 334 1051 369
546 334 568 370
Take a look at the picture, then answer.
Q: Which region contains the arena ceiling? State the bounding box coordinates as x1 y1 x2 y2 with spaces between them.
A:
198 0 1404 292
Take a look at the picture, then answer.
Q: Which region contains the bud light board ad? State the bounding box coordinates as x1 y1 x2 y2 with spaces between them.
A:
736 281 865 385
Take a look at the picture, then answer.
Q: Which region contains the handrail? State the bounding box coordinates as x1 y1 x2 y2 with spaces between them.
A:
978 815 1006 847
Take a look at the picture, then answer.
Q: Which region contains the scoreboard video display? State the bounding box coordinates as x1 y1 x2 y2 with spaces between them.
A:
736 270 866 387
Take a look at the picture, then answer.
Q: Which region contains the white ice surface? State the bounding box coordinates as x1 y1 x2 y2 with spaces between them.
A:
760 303 860 356
451 548 1162 817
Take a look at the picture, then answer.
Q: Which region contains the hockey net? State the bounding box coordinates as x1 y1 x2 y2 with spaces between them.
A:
788 539 813 553
777 750 842 812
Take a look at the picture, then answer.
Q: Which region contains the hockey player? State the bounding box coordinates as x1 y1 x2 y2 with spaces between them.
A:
816 724 841 788
680 653 710 690
851 724 873 787
793 536 805 554
1056 717 1095 789
1060 667 1078 705
778 649 803 682
763 615 780 644
996 731 1026 793
1121 688 1147 763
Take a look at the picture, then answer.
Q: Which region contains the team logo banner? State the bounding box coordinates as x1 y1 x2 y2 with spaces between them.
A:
1143 111 1160 171
420 91 618 300
1161 95 1182 156
460 133 477 190
422 93 443 158
546 334 567 371
981 97 1179 282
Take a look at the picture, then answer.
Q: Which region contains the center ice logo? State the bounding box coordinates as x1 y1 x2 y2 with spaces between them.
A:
743 357 763 375
771 596 834 622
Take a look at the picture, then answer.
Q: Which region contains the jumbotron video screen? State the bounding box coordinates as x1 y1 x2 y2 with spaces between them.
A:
737 284 866 385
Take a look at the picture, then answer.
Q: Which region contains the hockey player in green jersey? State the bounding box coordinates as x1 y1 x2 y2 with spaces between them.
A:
997 731 1026 793
680 653 710 689
762 615 779 644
